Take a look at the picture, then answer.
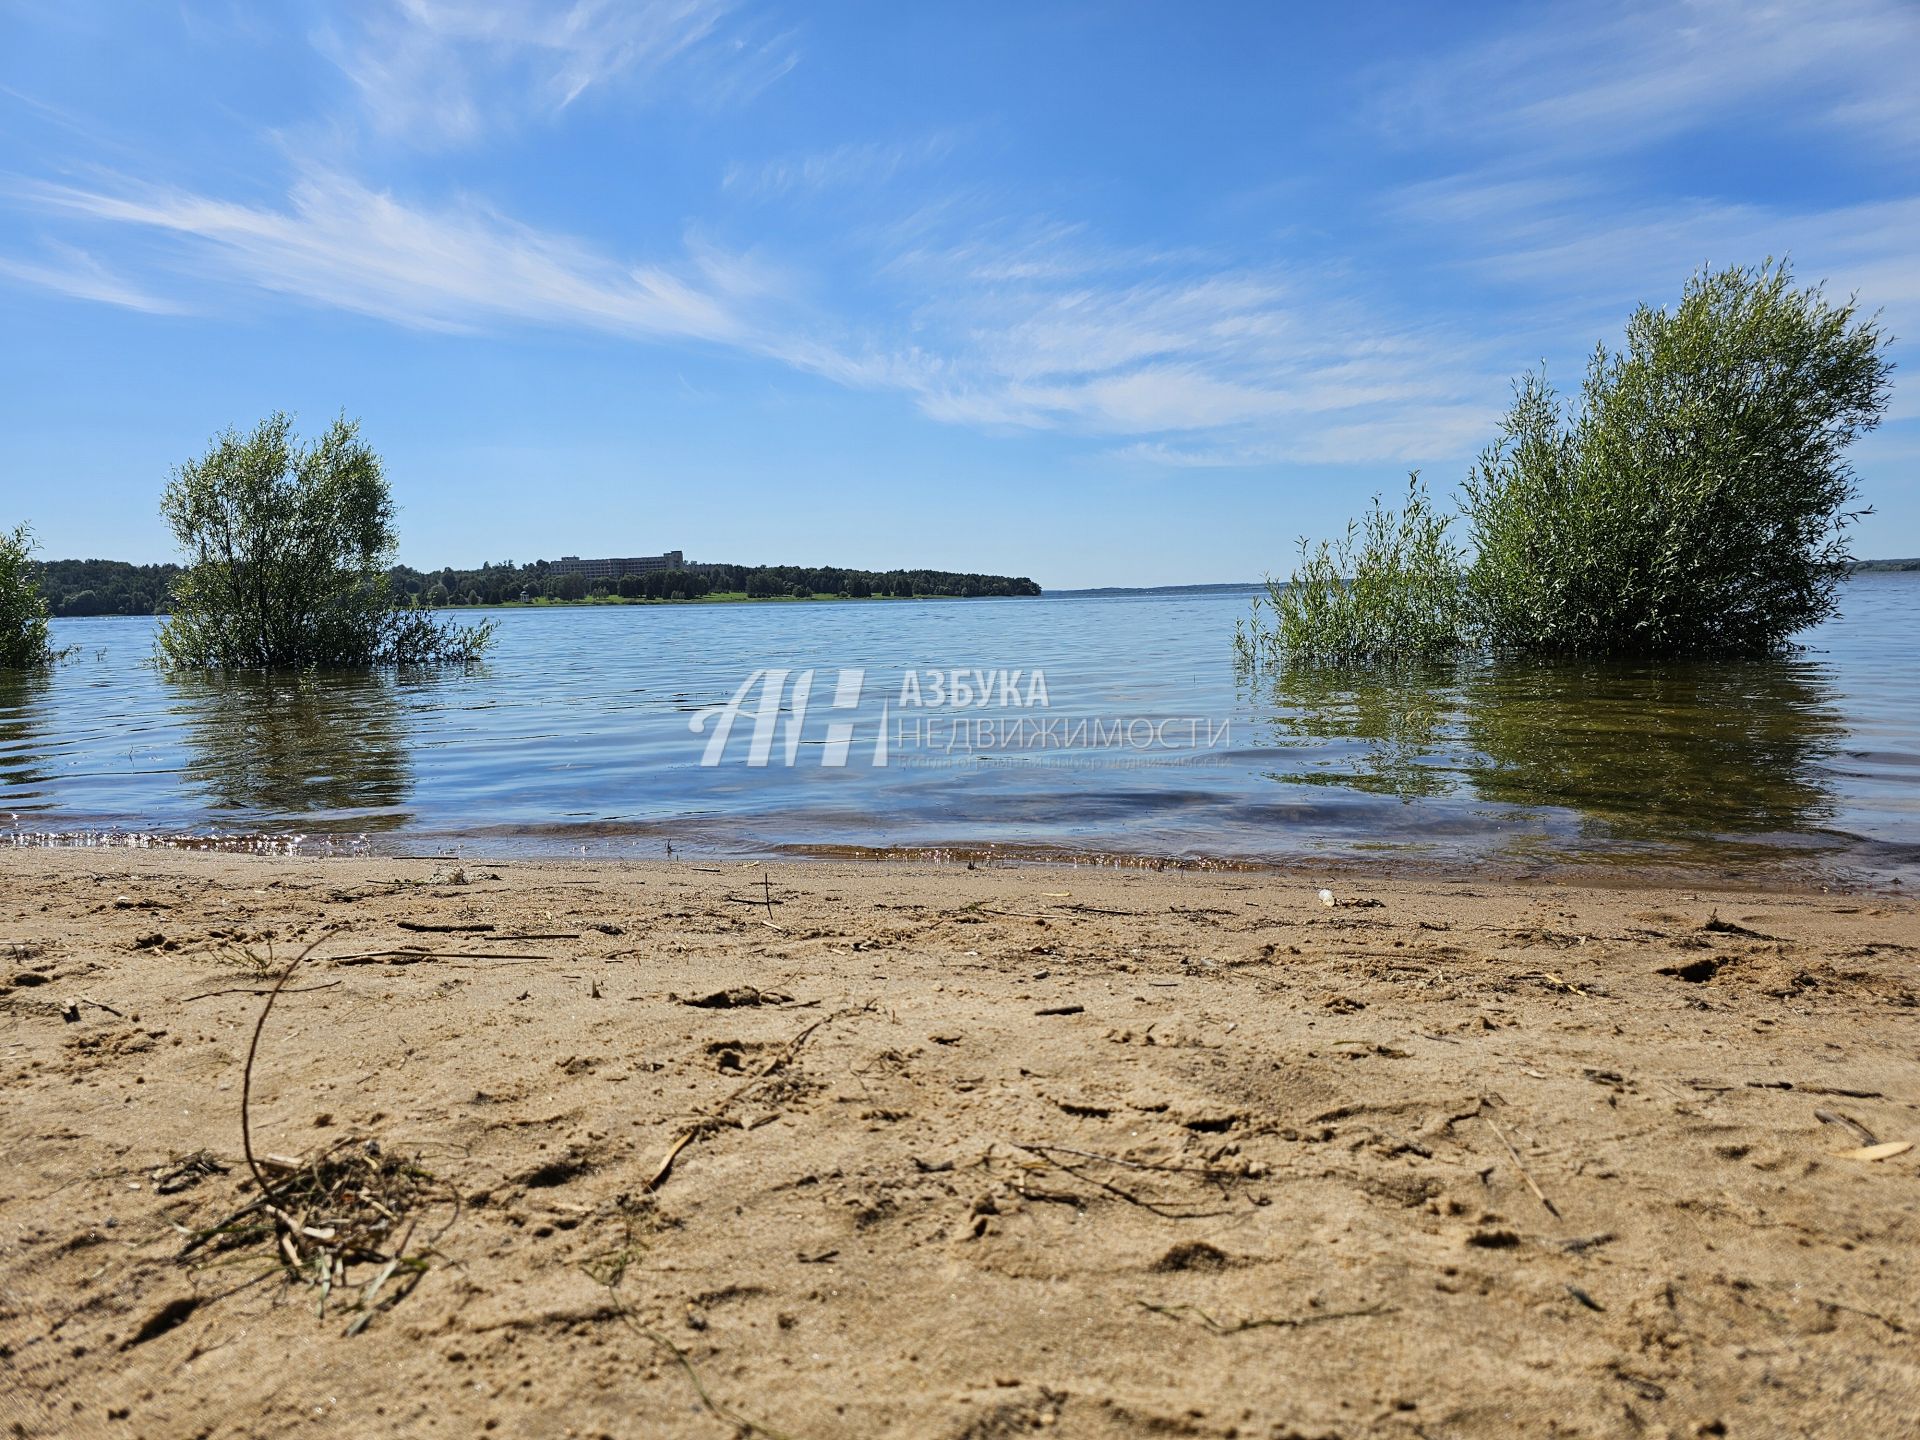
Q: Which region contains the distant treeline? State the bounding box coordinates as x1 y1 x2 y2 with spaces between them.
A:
32 556 1041 614
33 558 181 617
390 561 1042 604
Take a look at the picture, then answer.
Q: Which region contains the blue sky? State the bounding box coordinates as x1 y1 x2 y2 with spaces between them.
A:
2 1 1917 587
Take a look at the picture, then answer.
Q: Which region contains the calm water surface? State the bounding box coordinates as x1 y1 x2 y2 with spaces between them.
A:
4 576 1917 883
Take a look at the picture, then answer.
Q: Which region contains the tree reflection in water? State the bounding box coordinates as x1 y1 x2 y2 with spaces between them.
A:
1458 657 1844 842
169 668 419 831
0 668 52 814
1251 655 1845 854
1252 660 1462 803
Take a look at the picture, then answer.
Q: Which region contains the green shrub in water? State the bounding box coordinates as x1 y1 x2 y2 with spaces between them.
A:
157 414 494 669
1240 262 1893 665
0 524 56 668
1466 261 1891 655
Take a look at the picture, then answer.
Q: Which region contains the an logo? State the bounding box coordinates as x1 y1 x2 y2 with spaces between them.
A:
690 668 880 768
691 667 1228 768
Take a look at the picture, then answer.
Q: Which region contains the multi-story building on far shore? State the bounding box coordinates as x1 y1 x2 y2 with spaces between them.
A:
547 550 684 580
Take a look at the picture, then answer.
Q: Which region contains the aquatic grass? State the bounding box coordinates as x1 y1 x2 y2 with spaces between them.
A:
1234 475 1469 667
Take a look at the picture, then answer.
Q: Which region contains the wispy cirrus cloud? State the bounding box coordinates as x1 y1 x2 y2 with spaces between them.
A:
1376 1 1920 315
7 165 938 408
316 0 798 147
855 219 1499 460
1392 180 1920 337
723 131 962 199
0 241 190 315
11 164 1495 464
1378 0 1920 158
1365 0 1920 440
1113 403 1502 470
8 0 1915 481
20 171 760 342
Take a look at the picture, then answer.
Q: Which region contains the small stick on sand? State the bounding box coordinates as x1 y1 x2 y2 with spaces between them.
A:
328 949 556 965
242 937 329 1199
185 981 344 1003
1481 1111 1561 1218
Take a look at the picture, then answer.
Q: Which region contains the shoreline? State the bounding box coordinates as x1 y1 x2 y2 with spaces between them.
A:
4 849 1916 1436
9 827 1914 899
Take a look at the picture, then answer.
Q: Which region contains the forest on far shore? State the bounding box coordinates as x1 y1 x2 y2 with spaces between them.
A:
31 556 1043 616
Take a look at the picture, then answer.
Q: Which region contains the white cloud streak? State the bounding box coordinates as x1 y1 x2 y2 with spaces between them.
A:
1373 0 1920 437
1394 182 1920 340
0 242 190 315
1380 0 1920 157
724 132 961 198
318 0 795 146
842 221 1507 464
21 172 755 342
12 164 1498 463
9 0 1915 476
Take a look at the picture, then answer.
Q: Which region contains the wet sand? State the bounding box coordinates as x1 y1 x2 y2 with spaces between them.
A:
2 850 1916 1438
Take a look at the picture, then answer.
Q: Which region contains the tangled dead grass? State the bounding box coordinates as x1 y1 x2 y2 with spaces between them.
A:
176 938 459 1333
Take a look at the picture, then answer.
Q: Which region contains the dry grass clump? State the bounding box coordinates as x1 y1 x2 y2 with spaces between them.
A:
180 1138 455 1332
177 938 458 1333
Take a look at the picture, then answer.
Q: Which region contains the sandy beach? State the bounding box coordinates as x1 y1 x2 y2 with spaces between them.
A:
2 850 1916 1438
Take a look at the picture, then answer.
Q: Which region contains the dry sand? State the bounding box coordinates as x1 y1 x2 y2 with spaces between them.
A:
1 850 1916 1439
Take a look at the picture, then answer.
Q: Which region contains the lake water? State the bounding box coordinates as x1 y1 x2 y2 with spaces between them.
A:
5 575 1918 885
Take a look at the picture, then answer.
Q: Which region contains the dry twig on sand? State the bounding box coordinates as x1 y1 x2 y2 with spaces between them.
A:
645 1003 875 1194
1480 1109 1561 1218
1137 1298 1396 1334
1004 1142 1245 1219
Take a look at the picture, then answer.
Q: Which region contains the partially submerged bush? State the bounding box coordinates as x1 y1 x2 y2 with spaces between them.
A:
157 415 494 668
1241 262 1893 665
1234 475 1467 666
1466 261 1890 654
0 523 57 667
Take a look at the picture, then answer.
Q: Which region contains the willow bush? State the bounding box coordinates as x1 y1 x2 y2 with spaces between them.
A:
1240 262 1893 665
0 523 57 667
1467 261 1891 654
157 415 494 669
